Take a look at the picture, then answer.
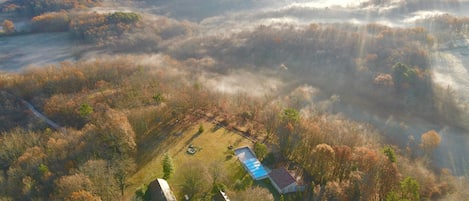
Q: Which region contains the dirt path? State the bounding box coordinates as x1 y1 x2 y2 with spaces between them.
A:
2 90 64 132
20 100 63 131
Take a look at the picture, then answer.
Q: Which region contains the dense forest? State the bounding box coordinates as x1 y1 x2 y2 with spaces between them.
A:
1 0 469 200
0 55 467 200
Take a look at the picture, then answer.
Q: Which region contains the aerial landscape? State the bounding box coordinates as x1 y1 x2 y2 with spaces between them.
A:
1 0 469 200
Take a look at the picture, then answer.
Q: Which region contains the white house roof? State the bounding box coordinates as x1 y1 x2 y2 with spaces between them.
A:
157 178 177 201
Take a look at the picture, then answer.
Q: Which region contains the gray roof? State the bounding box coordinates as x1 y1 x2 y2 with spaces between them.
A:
269 168 296 189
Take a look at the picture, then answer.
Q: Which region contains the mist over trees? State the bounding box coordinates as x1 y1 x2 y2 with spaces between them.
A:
360 0 462 15
162 22 458 128
416 14 469 43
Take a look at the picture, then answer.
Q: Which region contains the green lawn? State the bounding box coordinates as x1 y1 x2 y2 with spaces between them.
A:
126 121 254 200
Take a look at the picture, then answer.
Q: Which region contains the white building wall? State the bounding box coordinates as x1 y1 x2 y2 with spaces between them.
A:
282 183 298 194
269 177 283 194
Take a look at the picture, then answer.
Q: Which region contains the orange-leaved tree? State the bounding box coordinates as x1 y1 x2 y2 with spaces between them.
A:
420 130 441 157
2 20 15 34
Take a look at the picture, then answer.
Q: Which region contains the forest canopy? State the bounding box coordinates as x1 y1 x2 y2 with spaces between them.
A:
0 55 466 200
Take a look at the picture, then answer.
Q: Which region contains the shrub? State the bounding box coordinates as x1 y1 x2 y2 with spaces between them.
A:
198 123 204 133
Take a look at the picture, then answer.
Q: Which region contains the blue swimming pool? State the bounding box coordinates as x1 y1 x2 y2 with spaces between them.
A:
235 147 268 180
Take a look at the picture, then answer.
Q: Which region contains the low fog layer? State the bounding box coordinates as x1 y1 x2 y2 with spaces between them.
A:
0 33 88 71
141 0 469 28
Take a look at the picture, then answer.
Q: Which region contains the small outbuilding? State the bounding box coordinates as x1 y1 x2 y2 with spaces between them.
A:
148 178 177 201
268 168 301 194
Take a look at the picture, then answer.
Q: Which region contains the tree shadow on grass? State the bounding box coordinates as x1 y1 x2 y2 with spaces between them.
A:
183 130 204 148
211 124 222 132
254 179 281 201
172 128 206 155
135 125 191 167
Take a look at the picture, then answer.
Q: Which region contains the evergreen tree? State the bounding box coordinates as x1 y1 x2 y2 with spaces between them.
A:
162 153 174 180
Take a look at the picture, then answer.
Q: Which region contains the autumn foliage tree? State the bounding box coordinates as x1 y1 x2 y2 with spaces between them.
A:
2 20 15 34
331 145 353 182
311 144 335 186
420 130 441 156
53 173 95 200
84 105 137 160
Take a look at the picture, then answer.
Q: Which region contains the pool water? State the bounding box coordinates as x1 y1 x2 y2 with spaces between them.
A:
235 147 269 180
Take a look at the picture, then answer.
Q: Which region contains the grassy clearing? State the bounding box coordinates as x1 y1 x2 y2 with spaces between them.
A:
126 121 254 200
